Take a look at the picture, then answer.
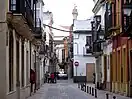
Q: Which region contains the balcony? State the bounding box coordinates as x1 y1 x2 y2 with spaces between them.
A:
92 42 103 57
33 18 42 39
122 0 132 36
7 0 36 40
104 11 112 38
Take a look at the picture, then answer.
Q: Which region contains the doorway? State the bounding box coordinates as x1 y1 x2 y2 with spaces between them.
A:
110 53 112 92
86 63 95 83
104 55 107 89
16 37 20 99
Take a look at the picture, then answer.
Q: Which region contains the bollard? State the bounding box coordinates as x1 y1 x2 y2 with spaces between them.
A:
81 83 82 90
87 86 89 93
85 85 86 92
79 83 80 89
113 96 116 99
92 87 94 96
95 88 97 98
90 87 91 94
78 83 79 88
106 93 109 99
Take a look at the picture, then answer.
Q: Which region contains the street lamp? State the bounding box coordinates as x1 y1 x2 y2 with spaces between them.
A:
94 15 101 23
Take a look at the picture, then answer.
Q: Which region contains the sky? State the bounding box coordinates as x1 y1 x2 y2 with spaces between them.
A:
43 0 94 26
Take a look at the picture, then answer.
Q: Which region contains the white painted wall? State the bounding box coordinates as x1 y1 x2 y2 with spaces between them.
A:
43 11 54 72
73 33 95 76
55 44 64 63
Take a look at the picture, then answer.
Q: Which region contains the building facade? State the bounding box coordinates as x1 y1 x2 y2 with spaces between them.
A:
105 0 131 96
73 20 95 83
43 11 55 73
0 0 45 99
92 0 107 89
103 0 132 97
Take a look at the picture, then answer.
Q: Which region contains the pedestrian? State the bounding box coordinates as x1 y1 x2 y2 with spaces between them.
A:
44 71 48 83
47 72 51 83
93 73 95 84
54 72 57 83
50 73 55 83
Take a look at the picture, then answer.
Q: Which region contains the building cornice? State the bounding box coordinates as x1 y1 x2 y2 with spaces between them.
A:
92 0 106 14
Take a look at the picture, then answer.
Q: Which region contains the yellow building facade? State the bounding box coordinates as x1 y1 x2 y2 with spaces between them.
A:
106 0 129 96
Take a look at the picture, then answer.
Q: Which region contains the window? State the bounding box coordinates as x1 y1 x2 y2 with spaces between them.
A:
21 40 24 87
62 49 65 61
10 0 16 10
73 43 78 55
86 36 92 45
9 29 14 92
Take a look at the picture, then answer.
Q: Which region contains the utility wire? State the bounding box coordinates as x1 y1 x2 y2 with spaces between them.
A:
43 24 73 32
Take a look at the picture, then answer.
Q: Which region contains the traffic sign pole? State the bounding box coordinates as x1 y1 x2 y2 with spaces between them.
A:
76 66 77 76
74 61 79 77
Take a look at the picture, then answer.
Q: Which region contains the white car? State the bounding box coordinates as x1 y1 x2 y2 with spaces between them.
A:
58 71 68 79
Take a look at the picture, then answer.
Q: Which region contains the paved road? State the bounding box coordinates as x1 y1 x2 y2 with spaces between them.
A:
27 80 95 99
27 80 131 99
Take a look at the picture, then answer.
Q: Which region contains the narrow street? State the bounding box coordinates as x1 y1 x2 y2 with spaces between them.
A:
27 80 131 99
27 80 95 99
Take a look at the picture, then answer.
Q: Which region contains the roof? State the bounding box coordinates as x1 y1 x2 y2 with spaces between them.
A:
73 19 92 31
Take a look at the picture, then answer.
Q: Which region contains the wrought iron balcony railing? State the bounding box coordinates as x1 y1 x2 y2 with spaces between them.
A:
122 0 132 34
104 2 113 38
92 42 102 53
33 18 42 39
9 0 35 29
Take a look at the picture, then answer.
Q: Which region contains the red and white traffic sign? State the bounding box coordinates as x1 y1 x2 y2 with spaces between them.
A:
74 61 79 66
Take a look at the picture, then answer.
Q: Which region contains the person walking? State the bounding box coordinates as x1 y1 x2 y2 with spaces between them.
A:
50 73 55 83
47 72 51 83
44 71 48 83
54 72 57 83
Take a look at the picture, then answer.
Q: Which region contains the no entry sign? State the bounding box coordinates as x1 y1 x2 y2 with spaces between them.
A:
74 61 79 66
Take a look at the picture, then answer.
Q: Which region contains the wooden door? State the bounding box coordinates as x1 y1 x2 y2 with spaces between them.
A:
86 63 95 83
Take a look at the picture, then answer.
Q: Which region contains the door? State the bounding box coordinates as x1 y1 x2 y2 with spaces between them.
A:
86 63 95 83
110 53 112 92
104 55 107 89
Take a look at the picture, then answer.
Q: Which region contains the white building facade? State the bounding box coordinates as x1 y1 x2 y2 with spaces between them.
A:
43 11 54 73
73 20 95 83
36 0 45 88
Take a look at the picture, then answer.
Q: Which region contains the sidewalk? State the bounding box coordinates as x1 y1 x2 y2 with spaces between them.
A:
77 83 132 99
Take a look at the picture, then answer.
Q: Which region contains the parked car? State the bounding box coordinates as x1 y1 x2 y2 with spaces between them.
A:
58 71 68 80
